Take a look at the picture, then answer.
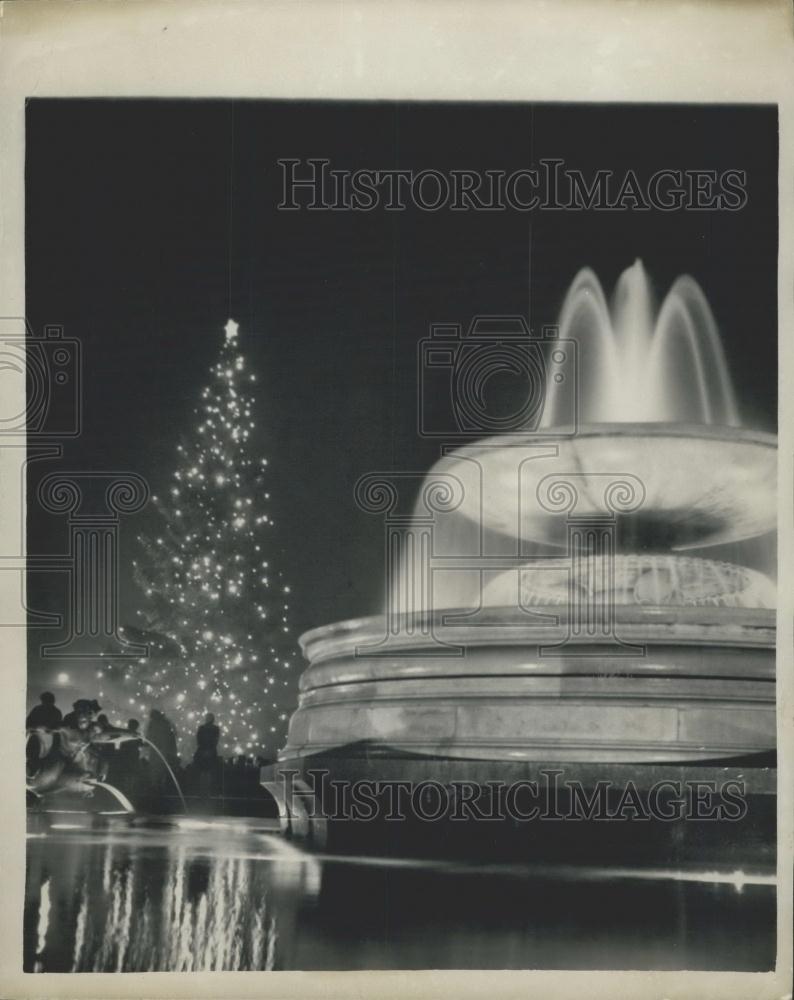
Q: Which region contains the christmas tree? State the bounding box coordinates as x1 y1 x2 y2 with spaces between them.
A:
130 319 294 758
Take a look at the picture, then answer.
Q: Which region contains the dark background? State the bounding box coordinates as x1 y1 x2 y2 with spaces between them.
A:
25 100 778 712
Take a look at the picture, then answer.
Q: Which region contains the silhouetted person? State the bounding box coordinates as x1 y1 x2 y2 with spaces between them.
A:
143 709 182 811
145 709 179 768
119 719 142 762
26 693 63 772
89 714 116 780
193 713 221 805
62 698 101 730
26 692 62 730
193 713 220 769
114 718 143 799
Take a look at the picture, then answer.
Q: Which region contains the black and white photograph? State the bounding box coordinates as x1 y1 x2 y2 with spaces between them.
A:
1 2 792 998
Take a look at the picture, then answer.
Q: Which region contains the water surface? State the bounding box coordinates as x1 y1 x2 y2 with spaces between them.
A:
25 817 775 972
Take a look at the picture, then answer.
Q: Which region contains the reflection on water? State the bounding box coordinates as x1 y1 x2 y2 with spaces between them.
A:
25 817 775 972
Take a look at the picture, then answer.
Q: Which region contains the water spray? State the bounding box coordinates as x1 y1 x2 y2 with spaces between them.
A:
97 731 189 814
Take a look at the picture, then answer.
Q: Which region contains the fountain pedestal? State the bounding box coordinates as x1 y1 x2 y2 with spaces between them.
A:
286 606 775 764
284 424 776 767
271 601 775 853
272 427 776 859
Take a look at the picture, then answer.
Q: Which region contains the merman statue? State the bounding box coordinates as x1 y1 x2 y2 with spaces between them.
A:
27 698 137 812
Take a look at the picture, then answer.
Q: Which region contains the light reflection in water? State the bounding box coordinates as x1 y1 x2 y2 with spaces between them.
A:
35 877 49 962
26 821 319 973
25 818 775 972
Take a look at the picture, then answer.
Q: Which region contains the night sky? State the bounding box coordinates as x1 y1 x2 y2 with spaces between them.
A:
25 100 778 720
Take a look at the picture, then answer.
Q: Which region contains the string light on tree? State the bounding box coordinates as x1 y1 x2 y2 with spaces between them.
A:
133 319 295 756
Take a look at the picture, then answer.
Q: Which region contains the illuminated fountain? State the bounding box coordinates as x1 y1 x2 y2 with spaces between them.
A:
283 261 776 774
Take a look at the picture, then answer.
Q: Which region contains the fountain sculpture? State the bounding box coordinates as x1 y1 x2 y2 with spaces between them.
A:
280 260 776 789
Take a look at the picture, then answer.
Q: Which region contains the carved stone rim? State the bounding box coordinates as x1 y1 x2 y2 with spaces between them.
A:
469 422 777 449
299 606 776 664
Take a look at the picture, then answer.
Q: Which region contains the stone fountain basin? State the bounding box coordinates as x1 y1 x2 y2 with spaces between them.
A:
283 607 776 764
435 424 776 549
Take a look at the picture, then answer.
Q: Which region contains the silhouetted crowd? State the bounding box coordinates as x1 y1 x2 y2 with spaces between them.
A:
26 691 272 814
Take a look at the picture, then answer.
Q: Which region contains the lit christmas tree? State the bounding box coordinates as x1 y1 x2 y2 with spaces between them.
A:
130 319 294 758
